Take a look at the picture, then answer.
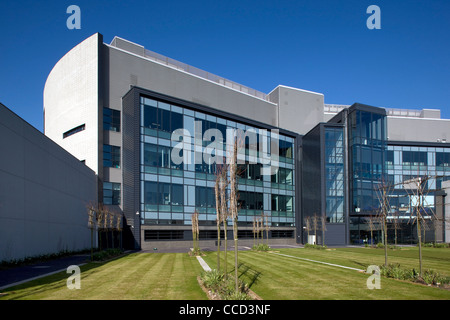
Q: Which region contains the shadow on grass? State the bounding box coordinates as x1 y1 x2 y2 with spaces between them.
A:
1 252 133 300
231 262 262 290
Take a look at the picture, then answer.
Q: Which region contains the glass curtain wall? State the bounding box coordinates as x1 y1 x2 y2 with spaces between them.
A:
348 109 387 214
384 145 450 243
348 108 387 244
324 127 345 223
139 96 296 227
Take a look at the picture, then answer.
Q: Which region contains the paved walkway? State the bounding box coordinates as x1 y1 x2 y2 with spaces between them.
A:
0 254 90 290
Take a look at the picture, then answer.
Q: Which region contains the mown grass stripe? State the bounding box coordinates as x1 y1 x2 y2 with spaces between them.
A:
270 252 365 272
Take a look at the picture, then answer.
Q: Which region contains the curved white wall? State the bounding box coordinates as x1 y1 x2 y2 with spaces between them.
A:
44 33 101 174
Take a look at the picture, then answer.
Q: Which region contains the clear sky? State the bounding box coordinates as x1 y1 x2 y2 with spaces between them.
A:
1 0 449 132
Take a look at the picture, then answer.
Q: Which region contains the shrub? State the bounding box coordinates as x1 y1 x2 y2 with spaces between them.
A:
224 290 251 300
380 263 450 286
422 269 450 285
200 269 253 300
0 249 90 269
252 243 270 251
92 248 123 261
422 242 450 248
304 243 328 250
201 269 224 290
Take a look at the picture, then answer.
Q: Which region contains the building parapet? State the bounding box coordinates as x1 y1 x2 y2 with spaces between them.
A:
110 36 268 101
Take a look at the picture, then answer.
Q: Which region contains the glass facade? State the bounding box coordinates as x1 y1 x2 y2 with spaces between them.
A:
386 145 450 215
324 127 345 223
103 182 121 205
103 144 121 168
348 108 387 214
103 107 121 132
139 96 296 227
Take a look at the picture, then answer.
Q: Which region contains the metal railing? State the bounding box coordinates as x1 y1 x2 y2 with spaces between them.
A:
324 104 349 113
386 108 422 118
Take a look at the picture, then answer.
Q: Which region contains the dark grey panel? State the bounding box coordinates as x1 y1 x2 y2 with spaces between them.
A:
122 89 141 249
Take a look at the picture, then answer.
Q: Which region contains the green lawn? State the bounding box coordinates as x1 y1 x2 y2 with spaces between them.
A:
1 247 449 300
276 246 450 275
201 247 450 300
0 252 207 300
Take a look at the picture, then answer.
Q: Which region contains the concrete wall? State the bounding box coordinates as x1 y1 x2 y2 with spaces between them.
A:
44 33 102 175
387 116 450 143
268 85 324 135
104 43 279 129
0 103 98 262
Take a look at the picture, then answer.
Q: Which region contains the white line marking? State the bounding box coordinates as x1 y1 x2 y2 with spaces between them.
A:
269 252 365 272
196 256 211 272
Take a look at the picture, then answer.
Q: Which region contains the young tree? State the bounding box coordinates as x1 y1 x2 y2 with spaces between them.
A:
390 209 401 247
229 137 240 292
108 209 115 248
115 212 123 250
320 215 327 246
402 176 432 277
375 180 392 267
219 167 229 279
191 212 200 255
252 216 257 248
259 216 264 245
312 213 319 245
215 171 222 271
304 217 311 244
87 204 97 261
368 216 376 247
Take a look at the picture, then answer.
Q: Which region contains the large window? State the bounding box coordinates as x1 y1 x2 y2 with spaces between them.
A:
436 152 450 169
144 181 184 212
237 191 264 212
325 127 344 223
279 139 293 161
142 98 183 139
143 143 182 176
195 186 216 211
103 144 120 168
271 194 293 216
103 182 121 205
271 167 293 189
103 108 120 132
402 151 427 167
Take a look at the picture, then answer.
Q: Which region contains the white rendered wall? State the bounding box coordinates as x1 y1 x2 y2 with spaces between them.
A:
44 33 101 174
0 104 98 262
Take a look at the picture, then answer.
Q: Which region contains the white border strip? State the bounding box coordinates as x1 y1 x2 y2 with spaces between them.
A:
196 256 211 272
269 252 365 272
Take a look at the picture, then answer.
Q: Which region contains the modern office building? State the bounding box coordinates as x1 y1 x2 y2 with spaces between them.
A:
43 33 450 249
0 102 98 262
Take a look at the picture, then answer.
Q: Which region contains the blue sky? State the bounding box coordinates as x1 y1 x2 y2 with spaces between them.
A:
1 0 449 132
